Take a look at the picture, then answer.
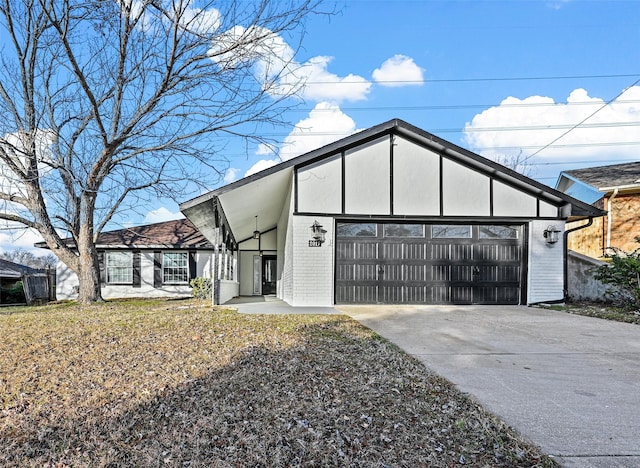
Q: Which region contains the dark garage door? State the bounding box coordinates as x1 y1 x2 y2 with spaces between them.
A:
335 223 524 305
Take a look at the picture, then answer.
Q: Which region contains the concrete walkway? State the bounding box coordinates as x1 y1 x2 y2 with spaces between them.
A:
336 305 640 467
224 296 341 315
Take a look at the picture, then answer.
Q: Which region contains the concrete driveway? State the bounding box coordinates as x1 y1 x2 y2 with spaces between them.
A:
337 305 640 468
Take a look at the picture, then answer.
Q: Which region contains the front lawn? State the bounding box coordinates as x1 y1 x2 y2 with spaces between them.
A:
0 299 554 467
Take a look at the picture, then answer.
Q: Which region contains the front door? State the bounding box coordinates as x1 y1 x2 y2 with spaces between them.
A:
262 255 277 295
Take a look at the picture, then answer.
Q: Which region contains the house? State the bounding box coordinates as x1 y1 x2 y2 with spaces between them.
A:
556 161 640 258
180 119 604 306
51 219 216 300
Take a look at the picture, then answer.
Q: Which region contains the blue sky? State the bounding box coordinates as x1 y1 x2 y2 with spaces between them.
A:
213 0 639 198
3 0 640 253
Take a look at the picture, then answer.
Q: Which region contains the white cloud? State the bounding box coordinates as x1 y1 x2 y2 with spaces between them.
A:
209 27 370 103
1 129 56 196
223 167 240 183
143 207 184 224
0 226 44 250
244 102 358 177
281 56 371 103
279 102 358 159
463 86 640 165
244 159 279 177
121 0 220 34
175 4 221 34
372 55 424 87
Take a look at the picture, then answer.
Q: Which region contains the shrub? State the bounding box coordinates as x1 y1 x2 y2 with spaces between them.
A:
595 237 640 309
190 277 212 300
1 280 26 304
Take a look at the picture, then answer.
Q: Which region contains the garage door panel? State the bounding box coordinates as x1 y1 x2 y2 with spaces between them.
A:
452 286 473 304
430 286 450 303
406 265 426 281
353 285 377 303
356 242 378 260
336 223 524 305
451 265 472 282
405 243 427 260
356 264 378 281
381 264 403 282
404 285 427 303
336 264 355 281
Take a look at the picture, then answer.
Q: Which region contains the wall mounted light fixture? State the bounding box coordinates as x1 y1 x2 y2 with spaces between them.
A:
309 220 327 246
543 225 561 245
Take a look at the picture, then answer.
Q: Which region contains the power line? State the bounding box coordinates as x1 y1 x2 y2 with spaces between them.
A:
302 73 640 85
292 99 640 113
522 77 640 159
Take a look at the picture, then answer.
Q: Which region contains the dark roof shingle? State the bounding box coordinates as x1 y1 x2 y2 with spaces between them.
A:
95 218 213 248
565 161 640 189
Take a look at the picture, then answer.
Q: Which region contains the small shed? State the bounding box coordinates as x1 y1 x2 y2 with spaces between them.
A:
0 259 51 305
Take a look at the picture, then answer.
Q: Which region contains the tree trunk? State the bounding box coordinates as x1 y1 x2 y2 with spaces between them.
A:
77 252 103 303
76 229 103 303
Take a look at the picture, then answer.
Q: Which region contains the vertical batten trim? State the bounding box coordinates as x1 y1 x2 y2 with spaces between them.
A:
341 151 346 214
294 167 299 214
389 133 395 215
439 155 444 216
489 178 494 217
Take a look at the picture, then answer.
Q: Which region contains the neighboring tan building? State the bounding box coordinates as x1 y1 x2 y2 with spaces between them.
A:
182 119 603 306
556 161 640 258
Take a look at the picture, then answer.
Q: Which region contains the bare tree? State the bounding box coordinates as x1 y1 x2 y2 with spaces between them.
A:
0 247 56 269
0 0 327 302
492 150 534 177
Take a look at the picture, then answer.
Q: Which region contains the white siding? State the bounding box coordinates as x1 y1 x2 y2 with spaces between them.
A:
290 215 334 306
277 180 295 304
297 154 342 213
442 159 490 216
539 201 558 218
393 136 440 216
344 136 390 215
527 220 565 304
493 180 537 217
55 250 213 300
238 251 255 296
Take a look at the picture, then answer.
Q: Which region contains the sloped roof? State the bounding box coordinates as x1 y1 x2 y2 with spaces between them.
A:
0 259 44 278
182 119 605 243
36 219 214 250
95 218 213 248
564 161 640 189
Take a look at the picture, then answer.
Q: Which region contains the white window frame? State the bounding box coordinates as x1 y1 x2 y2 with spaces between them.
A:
163 251 189 284
106 251 133 284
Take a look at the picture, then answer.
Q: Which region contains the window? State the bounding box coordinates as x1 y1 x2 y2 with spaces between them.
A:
479 225 519 239
163 252 189 284
384 223 424 237
431 225 472 239
336 222 377 237
107 251 133 284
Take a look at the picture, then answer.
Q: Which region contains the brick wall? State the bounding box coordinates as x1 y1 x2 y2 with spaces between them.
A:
566 216 605 259
567 193 640 258
291 215 334 306
608 193 640 253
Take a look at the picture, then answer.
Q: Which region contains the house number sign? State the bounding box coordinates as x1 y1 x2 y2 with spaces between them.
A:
308 239 322 247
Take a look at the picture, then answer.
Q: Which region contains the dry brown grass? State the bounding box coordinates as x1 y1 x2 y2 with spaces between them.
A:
0 299 555 467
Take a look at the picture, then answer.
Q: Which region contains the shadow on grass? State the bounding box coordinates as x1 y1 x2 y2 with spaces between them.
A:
1 319 553 468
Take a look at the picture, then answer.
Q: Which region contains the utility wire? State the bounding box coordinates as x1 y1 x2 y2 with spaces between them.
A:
302 73 640 85
522 77 640 160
